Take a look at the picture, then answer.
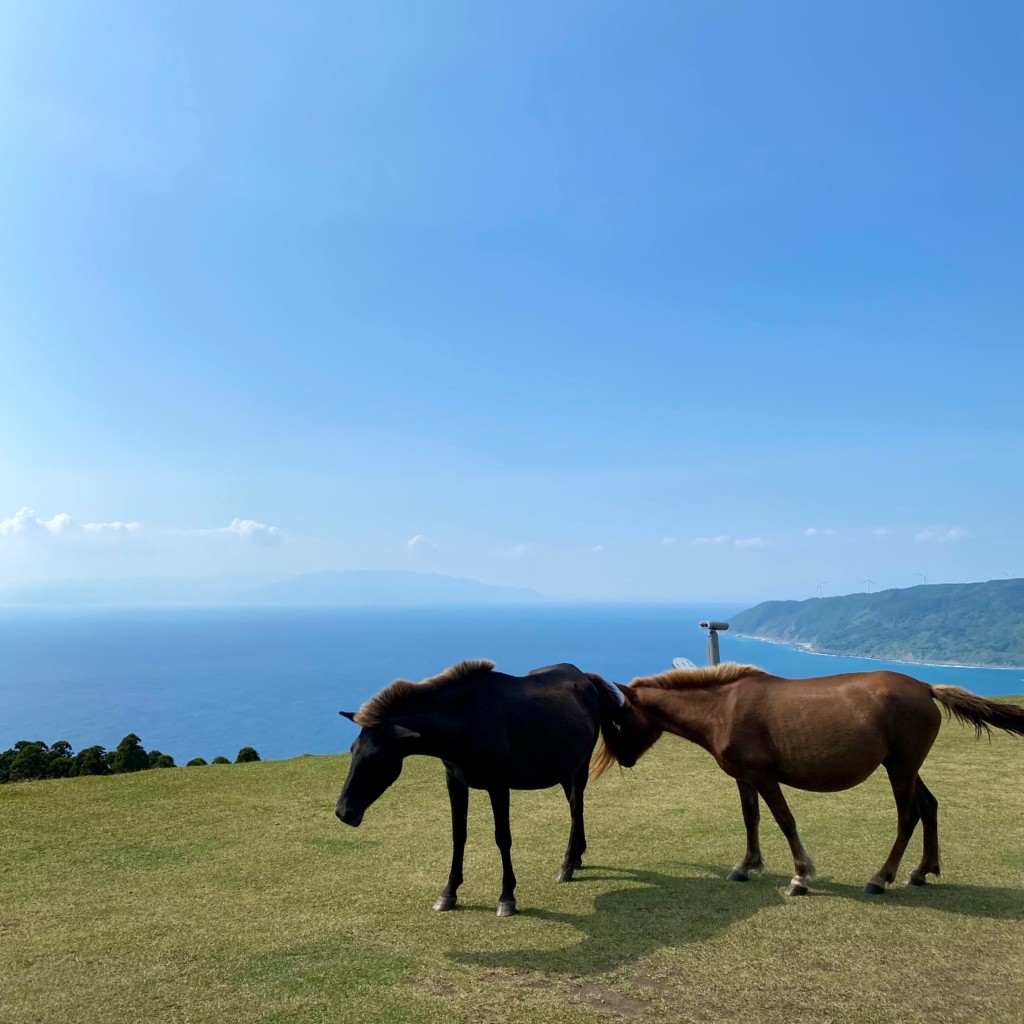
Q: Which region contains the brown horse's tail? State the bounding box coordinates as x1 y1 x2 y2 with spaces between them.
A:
930 686 1024 739
585 672 624 780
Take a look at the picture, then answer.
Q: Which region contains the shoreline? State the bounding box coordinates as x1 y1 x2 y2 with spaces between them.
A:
730 633 1024 672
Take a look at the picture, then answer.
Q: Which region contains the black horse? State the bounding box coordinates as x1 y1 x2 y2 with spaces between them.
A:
336 659 621 917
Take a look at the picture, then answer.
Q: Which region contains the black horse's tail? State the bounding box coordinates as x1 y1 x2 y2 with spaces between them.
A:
930 686 1024 738
585 672 623 780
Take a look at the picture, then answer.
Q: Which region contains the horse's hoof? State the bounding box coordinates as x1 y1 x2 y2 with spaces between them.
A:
433 895 457 912
727 868 750 883
496 900 517 918
785 882 808 896
556 866 575 882
907 874 927 887
863 882 886 895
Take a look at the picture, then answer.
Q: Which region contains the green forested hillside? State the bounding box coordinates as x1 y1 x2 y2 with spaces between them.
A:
731 578 1024 666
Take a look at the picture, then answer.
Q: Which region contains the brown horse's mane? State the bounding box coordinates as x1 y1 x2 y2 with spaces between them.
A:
631 662 768 691
354 659 497 727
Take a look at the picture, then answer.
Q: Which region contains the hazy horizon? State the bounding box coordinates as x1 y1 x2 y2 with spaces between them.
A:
0 565 1018 611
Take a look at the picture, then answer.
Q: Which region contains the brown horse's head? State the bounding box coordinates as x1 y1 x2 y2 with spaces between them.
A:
590 683 663 779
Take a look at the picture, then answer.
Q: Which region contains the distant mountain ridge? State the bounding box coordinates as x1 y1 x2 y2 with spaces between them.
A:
0 571 544 607
731 578 1024 667
239 571 544 605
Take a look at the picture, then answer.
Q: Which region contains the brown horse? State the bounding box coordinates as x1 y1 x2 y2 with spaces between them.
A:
592 663 1024 896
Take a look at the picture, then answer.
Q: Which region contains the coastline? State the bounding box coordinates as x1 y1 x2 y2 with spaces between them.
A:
730 633 1024 672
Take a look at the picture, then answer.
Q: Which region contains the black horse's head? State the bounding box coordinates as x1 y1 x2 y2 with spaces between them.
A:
335 713 420 827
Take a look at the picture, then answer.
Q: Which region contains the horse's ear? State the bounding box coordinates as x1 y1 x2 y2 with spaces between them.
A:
615 682 634 703
339 711 358 722
392 724 420 741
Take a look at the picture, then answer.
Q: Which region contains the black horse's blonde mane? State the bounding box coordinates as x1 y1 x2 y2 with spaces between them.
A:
354 659 497 727
631 662 767 691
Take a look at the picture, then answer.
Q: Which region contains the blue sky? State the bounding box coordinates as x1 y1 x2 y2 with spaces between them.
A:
1 1 1022 601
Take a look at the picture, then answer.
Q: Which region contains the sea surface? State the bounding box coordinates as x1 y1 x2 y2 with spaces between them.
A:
2 603 1022 764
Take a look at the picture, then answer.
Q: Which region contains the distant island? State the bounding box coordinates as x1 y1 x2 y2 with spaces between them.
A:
239 571 543 606
0 571 544 607
731 578 1024 668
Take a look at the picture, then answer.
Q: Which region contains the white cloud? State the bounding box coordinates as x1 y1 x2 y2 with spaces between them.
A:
871 527 891 538
84 520 141 535
691 534 764 548
0 507 291 589
805 527 838 538
0 507 141 540
407 534 437 555
915 527 969 544
214 518 282 544
1 509 282 548
592 544 605 553
0 507 44 536
661 537 677 546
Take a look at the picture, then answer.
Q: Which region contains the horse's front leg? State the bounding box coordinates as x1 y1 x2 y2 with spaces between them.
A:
433 767 468 912
557 763 589 882
756 777 816 896
727 780 767 882
488 786 517 916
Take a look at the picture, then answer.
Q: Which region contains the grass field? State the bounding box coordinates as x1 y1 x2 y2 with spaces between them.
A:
2 706 1022 1024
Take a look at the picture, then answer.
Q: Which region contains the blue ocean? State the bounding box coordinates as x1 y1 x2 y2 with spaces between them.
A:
2 603 1022 764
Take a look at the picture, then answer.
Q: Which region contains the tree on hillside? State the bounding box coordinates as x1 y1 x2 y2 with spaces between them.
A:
147 750 176 769
47 755 74 778
112 734 150 774
186 757 208 767
73 745 110 777
8 741 49 782
211 756 230 764
235 747 260 763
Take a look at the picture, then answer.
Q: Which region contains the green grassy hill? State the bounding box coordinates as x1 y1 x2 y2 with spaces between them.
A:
731 578 1024 666
2 710 1023 1024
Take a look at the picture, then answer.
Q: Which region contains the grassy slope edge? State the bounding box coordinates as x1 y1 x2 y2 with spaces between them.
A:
2 704 1023 1024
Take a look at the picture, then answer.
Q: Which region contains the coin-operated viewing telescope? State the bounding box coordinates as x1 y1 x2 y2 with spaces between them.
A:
698 620 729 665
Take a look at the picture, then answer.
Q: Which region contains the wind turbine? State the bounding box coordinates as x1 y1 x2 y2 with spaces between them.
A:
916 571 929 585
815 577 828 598
864 578 875 594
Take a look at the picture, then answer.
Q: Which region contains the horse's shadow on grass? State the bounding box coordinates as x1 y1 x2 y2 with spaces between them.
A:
674 861 1024 921
811 875 1024 918
448 863 1024 976
448 865 777 974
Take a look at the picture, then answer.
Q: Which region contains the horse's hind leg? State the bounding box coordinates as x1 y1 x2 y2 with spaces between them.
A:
728 780 767 882
433 768 469 912
488 786 518 917
557 763 589 882
755 777 816 896
865 760 920 895
907 776 940 886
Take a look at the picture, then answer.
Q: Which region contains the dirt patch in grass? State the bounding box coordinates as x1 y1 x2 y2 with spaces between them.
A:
576 981 654 1017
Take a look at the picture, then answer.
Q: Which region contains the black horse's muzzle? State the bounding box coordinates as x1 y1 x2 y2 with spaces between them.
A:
336 805 364 828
